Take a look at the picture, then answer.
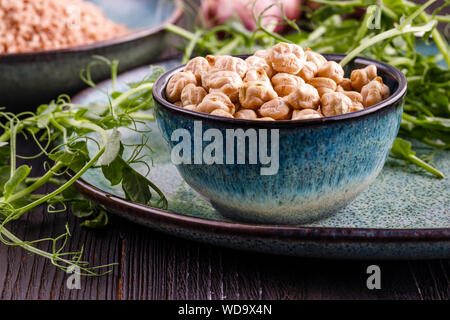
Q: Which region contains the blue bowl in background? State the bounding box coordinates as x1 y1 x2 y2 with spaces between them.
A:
152 54 407 225
0 0 182 108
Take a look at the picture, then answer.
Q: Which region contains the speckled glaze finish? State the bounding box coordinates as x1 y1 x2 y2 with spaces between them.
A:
152 54 407 224
0 0 182 108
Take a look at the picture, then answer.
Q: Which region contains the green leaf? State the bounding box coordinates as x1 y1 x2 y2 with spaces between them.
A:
101 144 124 186
61 184 85 201
0 145 10 166
98 129 121 166
121 166 152 205
0 166 11 194
4 165 31 199
390 137 415 159
49 141 89 172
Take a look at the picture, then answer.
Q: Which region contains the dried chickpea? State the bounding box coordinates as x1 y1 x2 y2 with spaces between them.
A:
239 81 278 110
317 61 345 84
270 42 306 74
339 78 353 91
305 49 327 69
197 92 235 114
291 109 322 120
350 64 377 92
244 68 271 83
258 97 291 120
340 91 364 112
308 77 337 96
271 73 305 97
166 71 197 102
234 109 258 120
361 77 390 107
349 103 364 113
180 84 207 107
245 55 274 77
210 109 234 118
285 83 320 110
207 55 248 78
254 49 272 64
321 92 352 116
203 70 243 102
297 61 318 82
256 117 276 121
183 104 198 111
184 57 211 83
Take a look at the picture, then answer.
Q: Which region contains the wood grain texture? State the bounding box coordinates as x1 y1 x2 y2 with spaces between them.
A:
0 142 448 300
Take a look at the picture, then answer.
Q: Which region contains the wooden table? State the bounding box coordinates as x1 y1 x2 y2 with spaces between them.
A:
0 140 448 300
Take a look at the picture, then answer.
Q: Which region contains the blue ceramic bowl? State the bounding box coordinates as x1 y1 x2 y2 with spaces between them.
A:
153 54 407 225
0 0 182 108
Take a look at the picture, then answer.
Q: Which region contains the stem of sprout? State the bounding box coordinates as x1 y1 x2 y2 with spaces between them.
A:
214 37 242 55
13 146 105 217
408 154 445 179
183 29 203 63
308 0 363 7
340 21 436 67
419 12 450 66
111 83 154 110
128 113 155 121
4 162 65 204
165 23 196 41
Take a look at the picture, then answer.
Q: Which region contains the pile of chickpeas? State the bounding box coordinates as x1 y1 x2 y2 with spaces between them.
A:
165 43 391 120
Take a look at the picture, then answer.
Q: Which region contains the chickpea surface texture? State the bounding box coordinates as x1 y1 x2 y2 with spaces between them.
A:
317 61 344 84
202 70 243 102
197 92 235 114
361 77 390 107
351 64 377 92
207 55 248 78
308 77 337 96
185 57 211 82
258 97 291 120
321 92 352 116
239 81 278 110
181 84 207 107
234 109 258 120
270 42 306 74
166 71 197 102
244 68 271 83
246 55 274 77
271 73 305 97
297 61 318 82
292 109 322 120
285 83 320 109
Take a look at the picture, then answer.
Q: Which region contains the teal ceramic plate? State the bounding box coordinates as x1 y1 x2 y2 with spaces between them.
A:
0 0 182 108
72 59 450 260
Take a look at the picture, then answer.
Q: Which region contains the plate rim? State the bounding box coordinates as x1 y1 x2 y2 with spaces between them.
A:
0 0 183 61
71 62 450 244
73 175 450 243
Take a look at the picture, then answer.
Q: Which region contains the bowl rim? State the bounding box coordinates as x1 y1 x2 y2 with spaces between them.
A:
0 0 183 61
152 53 407 127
